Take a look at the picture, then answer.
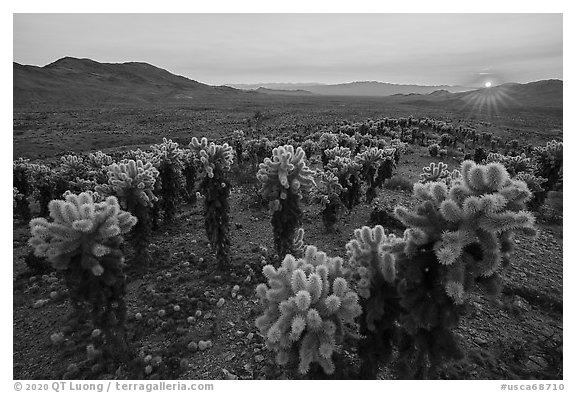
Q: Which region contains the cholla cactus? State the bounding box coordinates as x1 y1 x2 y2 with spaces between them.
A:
190 137 234 178
356 147 385 203
97 159 159 266
13 187 23 211
326 156 362 212
484 152 534 176
190 137 234 269
231 130 245 165
428 143 439 157
313 171 344 232
255 246 362 375
301 139 318 160
348 161 537 378
28 191 136 362
87 151 114 168
28 192 136 272
324 146 352 161
151 138 185 222
533 140 563 197
257 145 315 259
101 159 159 207
419 162 451 184
13 158 32 219
318 133 339 166
60 154 87 175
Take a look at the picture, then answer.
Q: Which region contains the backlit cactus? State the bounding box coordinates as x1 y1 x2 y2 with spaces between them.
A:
28 192 136 362
418 162 460 184
349 161 537 378
255 246 362 375
190 137 234 269
257 145 315 259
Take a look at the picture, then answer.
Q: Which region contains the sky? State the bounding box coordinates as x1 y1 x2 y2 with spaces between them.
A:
13 13 562 87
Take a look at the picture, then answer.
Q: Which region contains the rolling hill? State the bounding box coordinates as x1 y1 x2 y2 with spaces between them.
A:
13 57 241 105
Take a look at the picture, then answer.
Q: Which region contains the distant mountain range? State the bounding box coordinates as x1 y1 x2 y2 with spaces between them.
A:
13 57 563 110
227 81 474 96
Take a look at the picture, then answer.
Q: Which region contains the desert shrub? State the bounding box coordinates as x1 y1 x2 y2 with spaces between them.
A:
255 246 362 376
384 175 413 192
28 192 137 364
190 137 234 270
428 144 439 157
257 145 315 260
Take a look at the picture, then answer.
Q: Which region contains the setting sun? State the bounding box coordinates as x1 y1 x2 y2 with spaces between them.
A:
485 81 492 88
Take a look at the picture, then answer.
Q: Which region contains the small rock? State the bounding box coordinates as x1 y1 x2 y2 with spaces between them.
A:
135 313 143 320
49 291 59 300
50 332 64 346
247 332 254 340
217 298 225 307
187 316 196 324
255 355 265 363
222 368 238 380
33 299 48 308
198 340 212 351
188 341 198 352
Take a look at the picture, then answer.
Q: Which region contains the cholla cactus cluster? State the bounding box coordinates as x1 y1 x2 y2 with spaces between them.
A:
97 159 159 266
419 162 460 185
255 246 362 375
347 226 399 300
257 145 315 259
101 159 159 207
28 192 136 274
324 146 352 161
347 161 537 378
396 160 537 303
190 137 234 178
484 152 533 176
326 156 362 211
313 171 344 232
87 151 114 168
257 145 316 212
151 137 184 164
